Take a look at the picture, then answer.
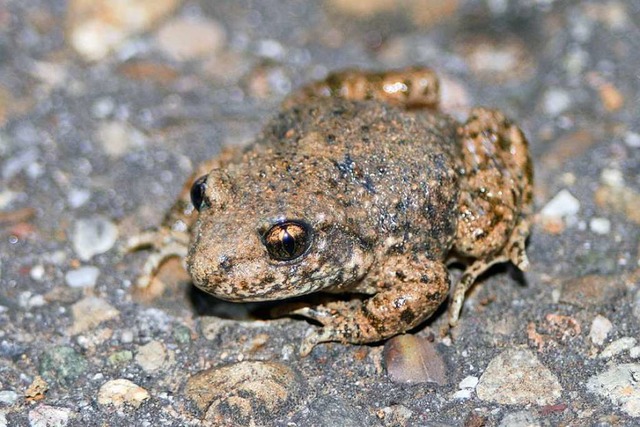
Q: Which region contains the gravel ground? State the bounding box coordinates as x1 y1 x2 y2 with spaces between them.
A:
1 0 640 426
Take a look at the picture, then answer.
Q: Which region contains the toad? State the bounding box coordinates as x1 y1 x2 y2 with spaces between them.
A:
129 67 533 355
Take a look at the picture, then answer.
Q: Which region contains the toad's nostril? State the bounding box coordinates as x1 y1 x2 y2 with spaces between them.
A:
218 256 233 272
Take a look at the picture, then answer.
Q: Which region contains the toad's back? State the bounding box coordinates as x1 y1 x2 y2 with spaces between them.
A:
227 98 462 260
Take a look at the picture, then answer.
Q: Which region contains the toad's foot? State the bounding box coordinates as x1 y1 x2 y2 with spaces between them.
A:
123 227 190 289
295 256 449 356
448 216 531 327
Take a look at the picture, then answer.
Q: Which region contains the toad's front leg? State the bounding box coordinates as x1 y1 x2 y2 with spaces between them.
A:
295 255 449 356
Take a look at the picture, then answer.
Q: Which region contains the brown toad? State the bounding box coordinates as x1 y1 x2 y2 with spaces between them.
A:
129 67 533 355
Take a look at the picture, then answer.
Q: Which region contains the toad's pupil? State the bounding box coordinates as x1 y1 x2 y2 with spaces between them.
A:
282 230 295 255
190 175 208 211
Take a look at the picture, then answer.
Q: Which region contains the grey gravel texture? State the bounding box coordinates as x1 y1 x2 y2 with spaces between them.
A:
1 0 640 426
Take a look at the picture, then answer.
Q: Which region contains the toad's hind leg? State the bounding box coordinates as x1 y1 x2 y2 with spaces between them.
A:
449 108 533 326
282 67 440 110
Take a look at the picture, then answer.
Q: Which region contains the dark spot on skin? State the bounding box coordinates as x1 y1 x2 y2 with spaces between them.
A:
400 308 416 324
219 257 233 272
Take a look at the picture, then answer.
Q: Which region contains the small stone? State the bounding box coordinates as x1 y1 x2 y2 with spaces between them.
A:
72 216 118 261
69 297 119 334
28 405 72 427
39 347 88 385
589 217 611 235
0 412 6 427
30 265 45 282
625 132 640 148
476 348 562 406
292 395 368 427
540 189 580 219
97 379 150 408
135 341 173 373
601 168 625 187
499 411 541 427
67 0 182 61
0 390 18 405
108 350 133 366
64 266 100 288
598 82 624 112
631 347 640 359
560 274 624 308
459 376 479 389
156 17 226 61
383 334 448 385
594 183 640 225
185 361 304 426
587 363 640 417
24 376 49 401
453 389 472 400
599 337 637 359
589 315 613 346
543 89 572 115
96 121 147 157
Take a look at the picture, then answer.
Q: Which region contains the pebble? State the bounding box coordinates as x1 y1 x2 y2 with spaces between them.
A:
0 390 18 405
156 17 226 61
39 346 88 386
383 334 448 385
476 348 562 406
459 375 479 389
72 216 118 261
599 337 637 359
625 131 640 148
28 405 72 427
498 411 541 427
631 347 640 359
560 274 624 308
135 340 173 372
600 168 625 187
292 395 369 427
587 363 640 417
540 189 580 219
96 121 147 157
543 89 572 115
30 265 45 282
97 379 150 409
453 389 473 400
0 412 5 427
64 266 100 288
67 0 182 61
185 361 304 426
589 315 612 346
69 297 119 334
589 217 611 235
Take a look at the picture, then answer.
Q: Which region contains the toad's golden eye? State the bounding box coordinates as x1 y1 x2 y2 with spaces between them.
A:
263 221 312 261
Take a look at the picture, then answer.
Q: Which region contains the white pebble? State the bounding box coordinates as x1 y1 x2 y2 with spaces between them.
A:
540 189 580 219
589 315 612 346
72 216 118 261
0 390 18 404
599 337 637 359
459 376 479 389
630 347 640 359
453 389 473 400
601 168 625 188
64 266 100 288
30 265 45 281
543 89 572 115
625 132 640 148
589 217 611 235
